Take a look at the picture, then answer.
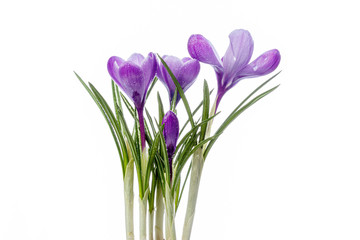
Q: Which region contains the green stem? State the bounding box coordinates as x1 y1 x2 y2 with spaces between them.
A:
155 183 165 240
182 97 216 240
149 210 155 240
124 160 134 240
181 148 203 240
165 184 176 240
139 189 149 240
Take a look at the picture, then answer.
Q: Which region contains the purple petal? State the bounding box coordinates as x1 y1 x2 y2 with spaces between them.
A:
187 34 222 69
177 59 200 93
228 49 281 90
182 57 192 63
162 111 179 157
118 62 145 108
222 29 254 83
158 56 183 98
141 52 157 94
128 53 145 66
107 56 124 87
239 49 281 77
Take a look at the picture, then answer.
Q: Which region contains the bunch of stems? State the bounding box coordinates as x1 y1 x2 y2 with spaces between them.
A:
76 63 280 239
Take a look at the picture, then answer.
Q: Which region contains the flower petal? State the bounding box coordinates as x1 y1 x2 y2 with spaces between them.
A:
237 49 281 78
222 29 254 82
187 34 222 69
118 62 145 108
128 53 145 66
158 55 183 99
107 56 124 86
177 59 200 92
141 52 157 93
182 57 192 63
162 110 179 157
228 49 281 90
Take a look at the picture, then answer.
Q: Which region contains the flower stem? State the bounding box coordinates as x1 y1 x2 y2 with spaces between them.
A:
155 183 164 240
149 210 155 240
181 148 204 240
139 189 149 240
165 184 176 240
182 97 216 240
137 107 146 151
215 91 224 113
124 160 134 240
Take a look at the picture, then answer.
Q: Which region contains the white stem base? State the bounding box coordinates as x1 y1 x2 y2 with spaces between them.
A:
182 148 204 240
139 190 149 240
155 184 164 240
124 160 134 240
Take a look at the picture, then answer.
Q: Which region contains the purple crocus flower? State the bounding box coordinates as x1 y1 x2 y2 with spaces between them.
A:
188 29 281 110
157 55 200 106
162 110 179 179
107 52 157 150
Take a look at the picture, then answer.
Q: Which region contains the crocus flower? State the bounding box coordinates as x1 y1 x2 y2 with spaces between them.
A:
107 52 157 150
188 29 281 110
162 110 179 179
157 55 200 106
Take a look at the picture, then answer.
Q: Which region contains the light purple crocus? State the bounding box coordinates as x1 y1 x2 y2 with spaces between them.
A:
107 53 157 150
157 55 200 106
188 29 281 111
162 110 179 179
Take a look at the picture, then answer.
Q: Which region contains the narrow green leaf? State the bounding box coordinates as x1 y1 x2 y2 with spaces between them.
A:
204 84 280 159
75 72 126 177
170 89 178 112
156 123 170 184
145 108 156 137
200 80 210 142
233 71 281 113
118 108 144 198
119 92 135 117
175 112 219 157
176 162 192 212
145 132 161 187
179 89 214 137
157 92 164 126
146 76 158 100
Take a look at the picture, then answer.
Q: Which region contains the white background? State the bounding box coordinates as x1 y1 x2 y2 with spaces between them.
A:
1 0 359 239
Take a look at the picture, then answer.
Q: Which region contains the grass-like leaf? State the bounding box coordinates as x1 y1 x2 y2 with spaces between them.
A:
175 162 192 212
146 76 158 100
75 72 126 177
204 84 280 159
145 132 161 188
200 80 210 142
157 92 164 126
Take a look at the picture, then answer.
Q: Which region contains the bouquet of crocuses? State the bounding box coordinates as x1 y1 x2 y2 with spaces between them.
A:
75 29 281 240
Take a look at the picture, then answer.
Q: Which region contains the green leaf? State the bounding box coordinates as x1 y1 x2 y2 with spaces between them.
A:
170 88 178 112
199 80 210 142
179 89 214 137
145 132 161 188
233 71 281 113
148 172 157 212
175 112 219 157
156 123 170 184
119 92 135 117
145 108 157 137
75 72 126 177
175 162 192 212
204 84 280 159
117 108 145 198
146 76 158 100
158 54 195 128
157 92 164 126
